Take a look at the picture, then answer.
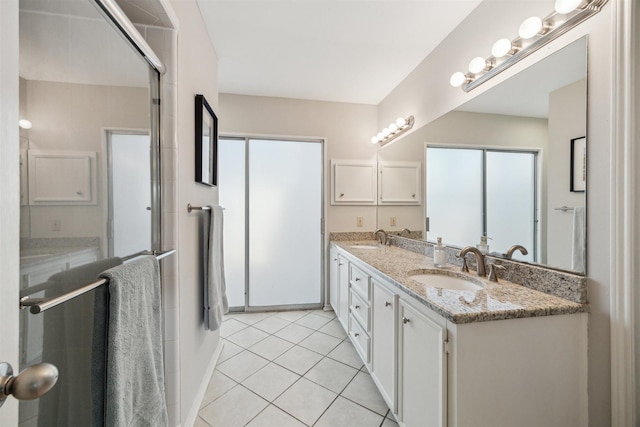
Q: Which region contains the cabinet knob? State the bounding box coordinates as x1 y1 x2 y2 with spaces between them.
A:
402 316 410 324
354 332 360 337
412 193 416 198
333 258 338 261
339 263 343 266
355 305 360 310
385 301 391 307
340 193 344 197
355 277 360 282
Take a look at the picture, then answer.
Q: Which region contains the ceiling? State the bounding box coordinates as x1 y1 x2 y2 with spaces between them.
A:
196 0 482 105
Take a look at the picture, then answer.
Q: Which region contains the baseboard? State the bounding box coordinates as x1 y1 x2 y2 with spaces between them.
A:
183 339 224 427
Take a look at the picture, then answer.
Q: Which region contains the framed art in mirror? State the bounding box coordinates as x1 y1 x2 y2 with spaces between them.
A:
570 136 586 192
195 94 218 186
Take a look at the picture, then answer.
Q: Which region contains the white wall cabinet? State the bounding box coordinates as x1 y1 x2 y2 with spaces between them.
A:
27 150 97 205
331 160 377 205
330 244 588 427
378 161 421 205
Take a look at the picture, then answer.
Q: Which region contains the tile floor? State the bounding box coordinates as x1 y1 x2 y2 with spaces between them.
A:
196 309 399 427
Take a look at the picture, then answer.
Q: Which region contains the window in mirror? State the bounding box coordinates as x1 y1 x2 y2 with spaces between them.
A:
426 146 537 262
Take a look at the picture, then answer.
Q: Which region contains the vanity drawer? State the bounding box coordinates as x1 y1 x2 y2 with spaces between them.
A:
350 289 371 332
349 313 370 364
350 264 371 300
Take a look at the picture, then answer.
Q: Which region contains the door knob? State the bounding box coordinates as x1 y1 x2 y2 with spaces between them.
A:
0 362 58 408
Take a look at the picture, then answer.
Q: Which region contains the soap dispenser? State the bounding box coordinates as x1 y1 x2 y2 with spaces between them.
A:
433 237 447 268
477 236 490 255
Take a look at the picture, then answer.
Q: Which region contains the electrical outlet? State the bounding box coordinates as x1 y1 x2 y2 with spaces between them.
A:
52 220 61 232
390 216 397 227
356 216 363 227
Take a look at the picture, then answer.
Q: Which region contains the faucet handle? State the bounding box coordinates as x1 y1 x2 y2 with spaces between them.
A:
487 263 505 282
456 254 469 273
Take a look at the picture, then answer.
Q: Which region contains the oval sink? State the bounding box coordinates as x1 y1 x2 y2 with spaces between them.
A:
407 269 483 291
349 244 380 250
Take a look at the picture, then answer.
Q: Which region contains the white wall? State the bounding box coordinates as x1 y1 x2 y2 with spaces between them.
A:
170 0 221 424
218 93 378 233
377 2 613 425
546 79 587 270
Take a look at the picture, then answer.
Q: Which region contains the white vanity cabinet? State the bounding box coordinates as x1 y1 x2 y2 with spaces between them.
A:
398 297 447 427
337 253 350 329
371 278 397 412
329 246 339 312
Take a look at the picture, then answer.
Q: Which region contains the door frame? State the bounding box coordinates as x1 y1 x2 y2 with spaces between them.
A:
219 134 326 313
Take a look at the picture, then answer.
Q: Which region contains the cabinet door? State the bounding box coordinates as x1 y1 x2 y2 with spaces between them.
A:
371 279 396 412
337 255 350 329
331 160 377 205
329 247 339 312
398 300 446 427
378 161 421 205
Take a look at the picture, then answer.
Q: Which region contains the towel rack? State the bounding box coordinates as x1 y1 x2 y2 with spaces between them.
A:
554 206 575 212
19 249 176 314
187 203 224 213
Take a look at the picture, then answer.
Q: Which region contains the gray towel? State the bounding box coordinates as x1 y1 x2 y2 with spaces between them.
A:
93 256 168 427
204 205 229 331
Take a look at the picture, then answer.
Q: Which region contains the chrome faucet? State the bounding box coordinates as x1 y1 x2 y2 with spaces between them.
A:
504 244 528 259
374 229 387 245
457 246 486 277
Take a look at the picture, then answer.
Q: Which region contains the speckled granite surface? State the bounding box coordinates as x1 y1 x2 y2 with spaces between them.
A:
332 240 588 324
20 237 101 268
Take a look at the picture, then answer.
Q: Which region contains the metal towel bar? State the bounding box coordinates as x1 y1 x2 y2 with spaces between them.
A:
19 249 176 314
554 206 575 212
187 203 225 213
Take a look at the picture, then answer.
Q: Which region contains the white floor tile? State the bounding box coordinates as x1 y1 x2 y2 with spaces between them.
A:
327 340 364 369
218 340 243 363
295 312 332 330
220 318 248 338
200 370 237 408
313 309 337 319
315 396 385 427
273 310 308 322
382 415 399 426
273 378 337 426
226 326 269 348
242 363 300 402
304 357 358 393
341 371 390 416
216 350 269 382
274 323 315 344
274 345 323 375
298 331 342 355
229 311 274 325
246 405 306 427
194 415 211 427
249 335 295 361
252 315 291 334
199 385 268 426
318 319 348 339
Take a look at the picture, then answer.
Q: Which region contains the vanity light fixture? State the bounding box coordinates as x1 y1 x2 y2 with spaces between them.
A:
449 0 607 92
18 119 32 130
371 116 415 146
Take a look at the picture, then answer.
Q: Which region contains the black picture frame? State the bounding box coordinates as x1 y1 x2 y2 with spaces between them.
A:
570 136 586 192
195 94 218 186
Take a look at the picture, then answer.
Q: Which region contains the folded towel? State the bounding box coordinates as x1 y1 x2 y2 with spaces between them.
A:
204 205 229 331
571 206 586 272
92 256 168 427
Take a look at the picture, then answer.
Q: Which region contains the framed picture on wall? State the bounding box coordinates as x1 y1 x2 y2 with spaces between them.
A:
570 136 586 192
195 94 218 186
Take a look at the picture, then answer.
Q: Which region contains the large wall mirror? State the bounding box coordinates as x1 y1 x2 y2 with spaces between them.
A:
18 0 161 424
377 36 587 275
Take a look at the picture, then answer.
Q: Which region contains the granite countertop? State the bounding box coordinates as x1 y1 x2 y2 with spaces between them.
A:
20 246 100 268
333 240 589 324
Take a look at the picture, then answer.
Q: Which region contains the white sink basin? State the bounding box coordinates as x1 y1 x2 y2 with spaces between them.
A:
407 269 483 291
349 244 380 250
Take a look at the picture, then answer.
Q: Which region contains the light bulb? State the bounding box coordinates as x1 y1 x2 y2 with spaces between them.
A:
389 123 398 133
519 16 543 39
18 119 32 129
555 0 583 14
491 38 513 58
449 72 466 87
382 128 391 137
371 136 379 144
395 117 406 127
377 132 384 141
468 57 488 74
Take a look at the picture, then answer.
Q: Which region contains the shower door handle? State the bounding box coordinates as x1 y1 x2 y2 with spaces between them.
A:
0 362 58 409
